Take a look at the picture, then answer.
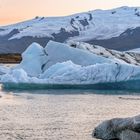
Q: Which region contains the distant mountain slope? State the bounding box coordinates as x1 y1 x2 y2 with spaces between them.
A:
127 47 140 53
1 6 140 53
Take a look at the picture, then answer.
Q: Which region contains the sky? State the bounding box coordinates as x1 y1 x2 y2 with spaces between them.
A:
0 0 140 25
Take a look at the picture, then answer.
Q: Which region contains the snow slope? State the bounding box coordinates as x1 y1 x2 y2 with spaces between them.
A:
127 48 140 53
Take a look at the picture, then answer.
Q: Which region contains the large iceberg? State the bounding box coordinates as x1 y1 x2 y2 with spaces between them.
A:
0 41 140 90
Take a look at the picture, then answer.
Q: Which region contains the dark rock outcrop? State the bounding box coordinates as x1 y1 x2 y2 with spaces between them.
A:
93 115 140 140
87 27 140 51
0 29 79 54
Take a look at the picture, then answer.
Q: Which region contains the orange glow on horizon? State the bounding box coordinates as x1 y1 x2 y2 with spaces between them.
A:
0 17 27 26
0 0 140 25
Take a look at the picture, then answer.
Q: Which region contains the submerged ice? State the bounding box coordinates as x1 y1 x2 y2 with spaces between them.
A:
0 41 140 89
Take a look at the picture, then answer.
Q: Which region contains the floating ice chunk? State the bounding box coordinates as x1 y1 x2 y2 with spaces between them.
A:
40 61 81 79
16 42 47 77
1 69 29 83
0 65 10 75
40 61 140 84
43 41 113 70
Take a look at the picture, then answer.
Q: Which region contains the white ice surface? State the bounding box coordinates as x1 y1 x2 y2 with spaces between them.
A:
43 41 114 70
1 61 140 84
16 42 47 77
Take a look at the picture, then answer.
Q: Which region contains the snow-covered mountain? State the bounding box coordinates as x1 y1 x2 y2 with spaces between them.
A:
1 6 140 53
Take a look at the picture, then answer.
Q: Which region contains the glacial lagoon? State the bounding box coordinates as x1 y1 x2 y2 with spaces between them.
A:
0 88 140 140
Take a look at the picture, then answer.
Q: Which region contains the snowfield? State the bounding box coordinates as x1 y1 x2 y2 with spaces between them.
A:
0 41 140 90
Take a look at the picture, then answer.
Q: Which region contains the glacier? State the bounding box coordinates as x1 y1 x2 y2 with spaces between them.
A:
0 41 140 90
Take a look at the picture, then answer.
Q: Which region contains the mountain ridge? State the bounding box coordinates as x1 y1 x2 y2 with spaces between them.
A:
1 6 140 53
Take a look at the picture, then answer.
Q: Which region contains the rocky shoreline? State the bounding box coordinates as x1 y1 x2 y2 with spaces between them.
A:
0 54 21 63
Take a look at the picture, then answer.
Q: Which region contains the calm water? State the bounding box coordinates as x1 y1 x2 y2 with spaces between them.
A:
0 89 140 140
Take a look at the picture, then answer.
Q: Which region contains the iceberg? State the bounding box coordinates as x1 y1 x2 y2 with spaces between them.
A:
0 41 140 90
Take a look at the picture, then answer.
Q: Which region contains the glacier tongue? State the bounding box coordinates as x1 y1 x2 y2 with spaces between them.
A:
0 41 140 89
